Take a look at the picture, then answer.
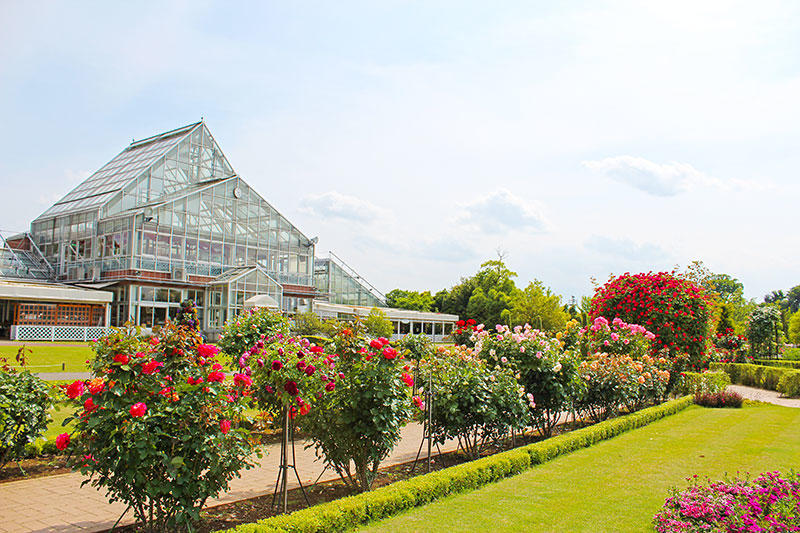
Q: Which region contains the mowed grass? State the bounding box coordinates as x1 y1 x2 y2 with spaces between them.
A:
1 344 94 373
363 404 800 533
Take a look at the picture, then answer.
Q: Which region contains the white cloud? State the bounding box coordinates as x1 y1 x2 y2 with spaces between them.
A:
456 189 549 233
298 191 382 223
582 156 768 196
584 235 670 262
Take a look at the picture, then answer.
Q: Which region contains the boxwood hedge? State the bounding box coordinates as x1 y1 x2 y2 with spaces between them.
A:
711 362 800 398
223 396 693 533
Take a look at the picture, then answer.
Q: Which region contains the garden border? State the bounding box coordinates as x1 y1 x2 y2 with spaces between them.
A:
223 396 693 533
711 362 800 397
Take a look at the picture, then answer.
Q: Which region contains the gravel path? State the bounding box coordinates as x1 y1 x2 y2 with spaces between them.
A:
727 384 800 408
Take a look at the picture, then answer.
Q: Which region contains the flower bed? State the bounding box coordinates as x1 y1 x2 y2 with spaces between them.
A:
654 471 800 531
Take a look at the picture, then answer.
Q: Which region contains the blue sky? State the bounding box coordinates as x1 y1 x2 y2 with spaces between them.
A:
1 1 797 301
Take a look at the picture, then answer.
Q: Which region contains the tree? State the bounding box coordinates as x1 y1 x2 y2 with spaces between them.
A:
704 274 744 304
435 259 519 325
716 304 735 335
385 289 434 312
788 310 800 345
787 285 800 314
504 280 569 332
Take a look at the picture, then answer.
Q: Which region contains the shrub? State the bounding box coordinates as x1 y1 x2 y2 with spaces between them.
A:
303 324 414 492
59 323 255 531
677 371 731 396
292 310 336 338
397 333 434 362
218 308 291 366
654 471 800 532
174 298 200 330
693 390 743 408
590 271 713 369
576 353 671 422
711 362 800 397
224 396 693 533
451 319 477 347
474 324 580 437
235 333 341 418
364 308 394 339
747 305 782 358
421 346 527 459
753 359 800 369
0 369 53 469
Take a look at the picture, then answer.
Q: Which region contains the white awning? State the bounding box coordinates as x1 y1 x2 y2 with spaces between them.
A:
244 294 280 309
0 279 113 304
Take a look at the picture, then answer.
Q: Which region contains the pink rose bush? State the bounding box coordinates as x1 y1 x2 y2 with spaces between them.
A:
654 471 800 532
473 323 579 437
58 322 255 531
418 343 528 459
235 331 340 419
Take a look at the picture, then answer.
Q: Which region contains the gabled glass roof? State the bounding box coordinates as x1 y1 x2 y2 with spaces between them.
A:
36 122 202 220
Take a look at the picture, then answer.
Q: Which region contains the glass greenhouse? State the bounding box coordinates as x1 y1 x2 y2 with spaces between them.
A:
0 121 457 339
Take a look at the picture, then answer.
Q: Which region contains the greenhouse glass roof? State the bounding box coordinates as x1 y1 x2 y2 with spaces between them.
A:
36 122 201 219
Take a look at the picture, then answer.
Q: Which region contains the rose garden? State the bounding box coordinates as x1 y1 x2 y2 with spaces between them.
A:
2 268 800 532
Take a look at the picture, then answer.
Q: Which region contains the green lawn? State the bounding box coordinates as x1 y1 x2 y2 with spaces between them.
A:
363 404 800 532
2 344 94 373
43 404 77 441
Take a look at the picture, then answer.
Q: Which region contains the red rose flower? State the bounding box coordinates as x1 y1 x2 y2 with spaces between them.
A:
299 403 311 416
197 344 220 358
219 419 231 434
272 360 283 371
55 433 70 450
233 373 253 387
305 365 316 376
83 397 98 414
369 339 383 349
207 371 225 382
296 360 307 370
457 320 465 327
113 354 129 365
382 347 398 360
66 380 85 399
129 402 147 417
141 361 164 375
325 381 336 392
401 372 414 387
284 380 299 396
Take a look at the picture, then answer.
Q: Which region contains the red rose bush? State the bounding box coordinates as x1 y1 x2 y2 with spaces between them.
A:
57 323 255 532
590 271 713 369
302 323 415 492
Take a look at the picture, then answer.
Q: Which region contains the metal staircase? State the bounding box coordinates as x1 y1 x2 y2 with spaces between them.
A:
0 231 55 280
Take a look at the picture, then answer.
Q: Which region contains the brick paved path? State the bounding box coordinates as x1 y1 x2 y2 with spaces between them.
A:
0 423 457 533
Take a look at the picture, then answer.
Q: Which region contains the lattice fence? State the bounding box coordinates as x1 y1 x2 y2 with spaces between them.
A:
10 325 109 341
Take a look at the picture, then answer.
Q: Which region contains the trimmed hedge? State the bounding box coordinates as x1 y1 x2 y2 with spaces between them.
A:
711 363 800 398
752 360 800 370
223 396 693 533
678 371 730 395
